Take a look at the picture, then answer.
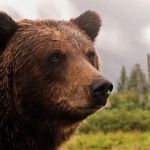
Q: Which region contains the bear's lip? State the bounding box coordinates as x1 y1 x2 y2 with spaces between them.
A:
88 96 108 108
79 99 108 111
88 103 106 110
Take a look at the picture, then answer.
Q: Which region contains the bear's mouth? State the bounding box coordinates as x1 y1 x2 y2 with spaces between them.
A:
78 97 109 111
87 94 109 108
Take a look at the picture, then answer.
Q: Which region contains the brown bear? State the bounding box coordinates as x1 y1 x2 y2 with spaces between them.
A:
0 10 113 150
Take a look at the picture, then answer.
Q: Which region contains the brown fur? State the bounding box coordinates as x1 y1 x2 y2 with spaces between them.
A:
0 10 109 150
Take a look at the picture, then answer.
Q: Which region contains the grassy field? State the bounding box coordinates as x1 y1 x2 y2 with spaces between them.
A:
63 131 150 150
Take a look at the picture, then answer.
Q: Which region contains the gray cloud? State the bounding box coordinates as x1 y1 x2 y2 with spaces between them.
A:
0 5 21 20
36 0 78 20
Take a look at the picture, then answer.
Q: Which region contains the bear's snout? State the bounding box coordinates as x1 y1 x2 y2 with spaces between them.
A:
89 77 113 108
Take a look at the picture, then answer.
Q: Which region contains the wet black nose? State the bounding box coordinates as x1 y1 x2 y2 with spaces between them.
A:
90 78 113 106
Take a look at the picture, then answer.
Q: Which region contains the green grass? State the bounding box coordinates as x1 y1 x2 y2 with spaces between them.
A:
63 131 150 150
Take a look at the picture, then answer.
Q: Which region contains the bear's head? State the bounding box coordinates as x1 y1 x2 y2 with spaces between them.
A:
0 11 113 131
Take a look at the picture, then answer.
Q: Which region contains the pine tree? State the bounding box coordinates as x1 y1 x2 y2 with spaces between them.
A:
128 64 147 105
117 66 128 91
128 64 147 92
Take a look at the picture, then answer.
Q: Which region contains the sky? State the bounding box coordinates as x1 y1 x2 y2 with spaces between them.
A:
0 0 150 88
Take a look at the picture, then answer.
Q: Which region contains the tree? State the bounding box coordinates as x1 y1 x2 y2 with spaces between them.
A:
117 66 128 91
147 54 150 103
128 64 147 105
128 64 147 91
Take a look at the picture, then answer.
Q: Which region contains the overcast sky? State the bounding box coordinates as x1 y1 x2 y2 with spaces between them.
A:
0 0 150 88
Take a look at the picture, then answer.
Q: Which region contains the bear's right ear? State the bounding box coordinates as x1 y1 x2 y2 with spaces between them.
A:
0 12 18 53
71 10 101 42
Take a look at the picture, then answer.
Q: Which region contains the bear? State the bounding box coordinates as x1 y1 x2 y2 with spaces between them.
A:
0 10 113 150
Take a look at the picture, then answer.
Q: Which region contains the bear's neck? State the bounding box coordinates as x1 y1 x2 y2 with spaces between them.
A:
30 120 79 150
0 112 80 150
24 119 79 150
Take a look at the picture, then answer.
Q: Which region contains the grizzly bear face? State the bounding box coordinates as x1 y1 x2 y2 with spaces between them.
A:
0 10 113 149
0 10 113 121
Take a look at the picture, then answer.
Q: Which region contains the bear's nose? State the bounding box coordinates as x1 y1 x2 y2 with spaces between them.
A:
90 78 113 107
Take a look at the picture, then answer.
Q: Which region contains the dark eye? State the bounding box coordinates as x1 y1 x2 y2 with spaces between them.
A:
87 52 95 63
49 52 65 62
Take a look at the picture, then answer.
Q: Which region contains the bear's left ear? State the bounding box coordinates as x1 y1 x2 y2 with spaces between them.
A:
0 12 18 53
71 10 101 41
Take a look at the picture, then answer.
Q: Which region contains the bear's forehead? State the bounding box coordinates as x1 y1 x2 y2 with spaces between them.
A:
56 23 94 52
17 20 94 53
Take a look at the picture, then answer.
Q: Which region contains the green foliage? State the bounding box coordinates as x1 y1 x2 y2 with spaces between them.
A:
79 109 150 133
110 89 139 110
110 89 150 110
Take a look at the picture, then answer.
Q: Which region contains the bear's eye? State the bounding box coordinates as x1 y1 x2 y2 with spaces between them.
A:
49 52 65 62
87 52 95 64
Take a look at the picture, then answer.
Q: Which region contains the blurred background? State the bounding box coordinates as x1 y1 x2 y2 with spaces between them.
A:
1 0 150 149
